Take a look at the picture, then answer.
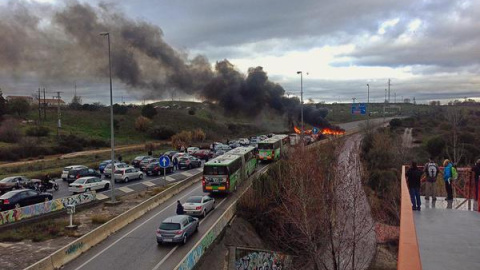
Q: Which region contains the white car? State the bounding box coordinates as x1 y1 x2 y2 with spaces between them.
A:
182 195 215 218
187 147 200 155
103 163 129 178
238 138 250 145
68 176 110 194
114 167 144 183
61 165 87 181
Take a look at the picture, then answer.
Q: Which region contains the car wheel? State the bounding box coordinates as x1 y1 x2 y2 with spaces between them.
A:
54 184 59 191
157 241 162 246
85 188 91 192
124 177 129 183
139 174 143 179
104 183 110 190
182 235 187 245
195 224 199 232
202 210 206 218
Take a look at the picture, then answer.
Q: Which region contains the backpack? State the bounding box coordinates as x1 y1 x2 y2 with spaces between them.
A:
452 166 458 181
426 163 438 178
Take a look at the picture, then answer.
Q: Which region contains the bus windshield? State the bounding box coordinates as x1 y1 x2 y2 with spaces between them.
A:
204 166 228 175
258 143 273 150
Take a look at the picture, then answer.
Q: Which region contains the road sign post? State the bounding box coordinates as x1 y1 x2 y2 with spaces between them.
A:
159 155 171 182
312 127 319 135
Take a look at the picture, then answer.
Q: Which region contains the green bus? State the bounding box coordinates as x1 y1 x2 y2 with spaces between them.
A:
228 146 258 178
257 134 288 162
203 154 243 193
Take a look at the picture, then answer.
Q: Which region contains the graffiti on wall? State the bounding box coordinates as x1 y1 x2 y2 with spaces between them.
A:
65 242 84 255
235 248 291 270
0 192 96 226
177 206 234 270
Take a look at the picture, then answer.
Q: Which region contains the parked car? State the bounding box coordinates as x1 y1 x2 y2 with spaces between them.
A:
213 150 226 158
215 144 232 152
238 138 250 145
139 158 157 172
146 162 174 176
187 147 200 155
61 165 88 181
156 215 199 245
172 152 188 160
114 167 144 183
258 135 268 141
0 176 33 193
178 156 202 170
163 151 179 160
192 150 214 161
98 160 117 174
228 141 241 149
0 189 52 211
267 133 275 138
104 163 129 178
66 168 101 183
68 176 110 194
182 195 215 218
131 156 151 168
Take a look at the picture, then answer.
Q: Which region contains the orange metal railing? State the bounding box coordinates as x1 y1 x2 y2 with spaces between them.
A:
398 165 422 270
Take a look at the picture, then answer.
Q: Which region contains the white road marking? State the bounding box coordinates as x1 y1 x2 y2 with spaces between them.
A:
151 198 228 270
181 171 193 177
118 186 134 193
166 176 176 182
95 193 109 200
73 187 200 270
142 181 155 187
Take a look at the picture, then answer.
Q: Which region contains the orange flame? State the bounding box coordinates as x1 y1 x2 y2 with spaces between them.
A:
293 126 345 136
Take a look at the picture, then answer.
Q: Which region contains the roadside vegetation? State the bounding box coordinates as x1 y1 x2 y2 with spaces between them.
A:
0 219 77 242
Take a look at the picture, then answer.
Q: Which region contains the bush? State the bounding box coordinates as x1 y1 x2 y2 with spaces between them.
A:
171 130 192 149
188 108 196 115
426 136 446 158
8 98 30 116
389 118 402 129
148 126 175 140
26 126 50 137
0 119 22 143
141 104 157 119
192 128 206 142
113 104 128 115
135 116 151 132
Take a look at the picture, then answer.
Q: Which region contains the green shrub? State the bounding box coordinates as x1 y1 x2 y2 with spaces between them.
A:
148 126 175 140
141 104 157 119
425 136 446 158
26 126 50 137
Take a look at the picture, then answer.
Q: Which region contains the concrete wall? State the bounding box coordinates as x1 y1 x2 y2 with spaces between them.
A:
0 192 96 226
233 247 292 270
24 173 202 270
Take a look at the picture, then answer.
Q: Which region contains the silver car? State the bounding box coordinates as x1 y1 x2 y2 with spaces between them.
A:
182 195 215 217
156 215 199 245
114 167 144 183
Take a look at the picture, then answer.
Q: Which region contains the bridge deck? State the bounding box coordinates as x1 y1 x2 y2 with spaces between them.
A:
414 197 480 270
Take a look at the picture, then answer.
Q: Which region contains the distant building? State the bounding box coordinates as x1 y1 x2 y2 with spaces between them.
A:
404 98 411 104
43 98 66 107
6 95 34 104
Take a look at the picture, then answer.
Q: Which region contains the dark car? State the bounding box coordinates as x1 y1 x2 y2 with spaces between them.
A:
192 150 214 161
66 168 101 183
140 157 157 171
146 162 174 176
163 151 179 160
0 189 53 211
131 156 151 168
0 176 32 194
178 156 202 170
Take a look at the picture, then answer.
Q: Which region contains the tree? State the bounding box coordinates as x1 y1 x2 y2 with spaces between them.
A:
446 107 465 164
113 104 128 115
171 130 192 149
70 95 82 110
8 98 30 117
141 104 157 119
426 136 446 159
135 116 151 132
0 90 6 118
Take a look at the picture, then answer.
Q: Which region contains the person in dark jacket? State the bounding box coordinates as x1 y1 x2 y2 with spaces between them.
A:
406 161 423 211
176 200 184 215
472 159 480 200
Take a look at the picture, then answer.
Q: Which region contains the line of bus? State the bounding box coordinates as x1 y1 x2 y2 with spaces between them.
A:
202 146 257 194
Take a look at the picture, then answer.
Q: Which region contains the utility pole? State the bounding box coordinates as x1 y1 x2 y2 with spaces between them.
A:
55 91 63 137
38 88 41 122
388 79 391 103
367 84 370 127
43 88 47 120
297 71 304 150
394 92 396 104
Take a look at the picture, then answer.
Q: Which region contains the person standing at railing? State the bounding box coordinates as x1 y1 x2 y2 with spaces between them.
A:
472 159 480 200
406 161 423 211
424 157 439 201
443 159 454 201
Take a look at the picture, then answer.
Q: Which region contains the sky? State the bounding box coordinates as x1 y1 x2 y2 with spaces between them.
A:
0 0 479 104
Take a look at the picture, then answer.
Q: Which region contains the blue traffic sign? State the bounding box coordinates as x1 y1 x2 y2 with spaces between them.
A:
312 127 319 135
159 155 171 168
351 103 367 115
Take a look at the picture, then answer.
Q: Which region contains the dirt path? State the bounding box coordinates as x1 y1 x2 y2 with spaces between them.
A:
322 134 377 270
402 128 413 148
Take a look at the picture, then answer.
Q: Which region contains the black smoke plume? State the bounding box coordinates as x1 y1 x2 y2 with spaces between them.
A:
0 1 333 128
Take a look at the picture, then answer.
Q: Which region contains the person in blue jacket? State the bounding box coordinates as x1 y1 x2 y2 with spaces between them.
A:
443 159 453 201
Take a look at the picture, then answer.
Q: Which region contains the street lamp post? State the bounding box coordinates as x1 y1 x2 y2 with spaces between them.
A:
297 71 304 149
100 32 116 203
367 83 370 128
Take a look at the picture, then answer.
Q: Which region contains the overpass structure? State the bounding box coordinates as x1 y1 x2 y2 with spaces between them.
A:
398 166 480 270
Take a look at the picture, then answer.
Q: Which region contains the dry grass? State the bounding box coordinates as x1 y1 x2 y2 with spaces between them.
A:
0 219 78 242
91 214 114 224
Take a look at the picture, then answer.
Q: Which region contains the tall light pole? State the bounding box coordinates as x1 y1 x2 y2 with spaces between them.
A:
297 71 304 149
100 32 116 203
367 83 370 127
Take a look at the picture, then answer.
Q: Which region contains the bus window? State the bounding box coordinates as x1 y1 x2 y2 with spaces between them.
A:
258 143 273 150
204 166 228 175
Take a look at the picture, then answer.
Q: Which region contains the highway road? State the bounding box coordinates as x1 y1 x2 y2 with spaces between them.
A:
55 117 391 270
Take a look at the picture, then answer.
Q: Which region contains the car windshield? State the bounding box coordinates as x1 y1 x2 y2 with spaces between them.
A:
258 143 273 150
186 197 203 203
0 177 15 183
73 179 87 184
0 191 20 199
179 158 189 162
134 156 145 160
160 222 181 230
203 166 228 175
